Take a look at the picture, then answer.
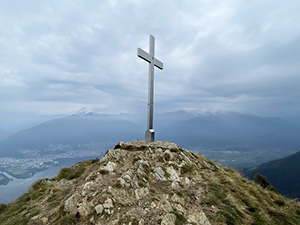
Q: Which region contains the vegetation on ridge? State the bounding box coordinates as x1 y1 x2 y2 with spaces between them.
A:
0 141 299 225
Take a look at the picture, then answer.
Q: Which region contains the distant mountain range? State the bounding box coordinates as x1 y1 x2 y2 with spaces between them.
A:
0 114 142 158
0 111 299 160
243 151 300 199
160 112 300 150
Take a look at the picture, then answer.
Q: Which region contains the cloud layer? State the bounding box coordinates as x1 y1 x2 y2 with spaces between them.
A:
1 0 300 130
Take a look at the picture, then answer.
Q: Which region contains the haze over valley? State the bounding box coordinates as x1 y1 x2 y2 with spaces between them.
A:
1 111 300 202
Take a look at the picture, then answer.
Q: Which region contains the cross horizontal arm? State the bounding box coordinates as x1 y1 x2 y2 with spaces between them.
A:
154 58 163 70
137 48 152 63
137 48 164 70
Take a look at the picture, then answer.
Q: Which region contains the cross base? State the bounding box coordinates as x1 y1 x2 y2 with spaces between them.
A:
145 129 155 142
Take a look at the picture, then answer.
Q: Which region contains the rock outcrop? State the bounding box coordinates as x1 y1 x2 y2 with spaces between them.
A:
0 141 299 225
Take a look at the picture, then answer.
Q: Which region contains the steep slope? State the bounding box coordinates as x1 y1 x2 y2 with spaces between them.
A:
0 114 142 157
0 141 299 225
243 151 300 199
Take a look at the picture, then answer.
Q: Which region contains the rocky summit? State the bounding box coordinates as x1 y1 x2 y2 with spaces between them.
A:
0 141 299 225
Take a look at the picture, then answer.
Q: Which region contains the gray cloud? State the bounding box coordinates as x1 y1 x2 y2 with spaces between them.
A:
0 0 300 131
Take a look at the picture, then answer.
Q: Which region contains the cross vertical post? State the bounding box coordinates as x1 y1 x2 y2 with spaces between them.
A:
137 35 163 142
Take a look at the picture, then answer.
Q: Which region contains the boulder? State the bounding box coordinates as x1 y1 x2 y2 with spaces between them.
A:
161 213 176 225
153 167 166 180
135 187 149 200
64 193 81 213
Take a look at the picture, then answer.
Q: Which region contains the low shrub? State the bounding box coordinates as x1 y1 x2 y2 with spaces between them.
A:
57 166 85 181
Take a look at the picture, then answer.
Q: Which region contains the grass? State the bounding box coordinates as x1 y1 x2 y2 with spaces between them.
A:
56 166 85 181
118 215 139 225
0 195 40 225
173 210 187 225
0 204 7 214
47 187 71 208
251 213 266 225
204 167 300 225
219 205 243 225
181 164 195 174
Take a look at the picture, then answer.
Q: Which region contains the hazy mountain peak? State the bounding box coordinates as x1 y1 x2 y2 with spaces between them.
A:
0 141 299 224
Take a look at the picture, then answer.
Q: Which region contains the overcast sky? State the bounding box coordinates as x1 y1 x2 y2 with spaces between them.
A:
1 0 300 131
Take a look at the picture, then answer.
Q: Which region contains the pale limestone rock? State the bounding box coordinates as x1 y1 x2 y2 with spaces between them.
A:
171 181 180 190
215 164 225 172
95 174 103 183
89 216 95 224
151 201 157 208
174 203 185 214
159 200 172 212
153 167 166 180
107 185 115 194
180 152 192 163
157 148 163 153
164 149 173 158
120 169 139 188
82 181 95 196
161 213 176 225
41 217 48 224
184 150 197 160
83 181 94 190
185 177 191 185
56 179 71 187
137 166 146 175
171 193 184 205
122 169 133 182
188 211 211 225
166 166 180 181
118 177 129 187
95 204 104 214
64 192 81 213
103 198 114 209
77 202 92 216
105 208 113 215
135 187 149 200
108 148 126 161
139 218 145 225
210 205 220 213
202 160 213 170
131 175 140 188
146 147 153 154
162 194 170 200
199 211 211 225
126 140 178 150
103 161 117 172
29 216 48 225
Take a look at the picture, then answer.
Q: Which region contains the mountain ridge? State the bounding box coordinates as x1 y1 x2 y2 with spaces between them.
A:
0 141 299 225
243 150 300 199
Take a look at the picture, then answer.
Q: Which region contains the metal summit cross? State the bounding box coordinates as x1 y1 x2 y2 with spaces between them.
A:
137 35 163 142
